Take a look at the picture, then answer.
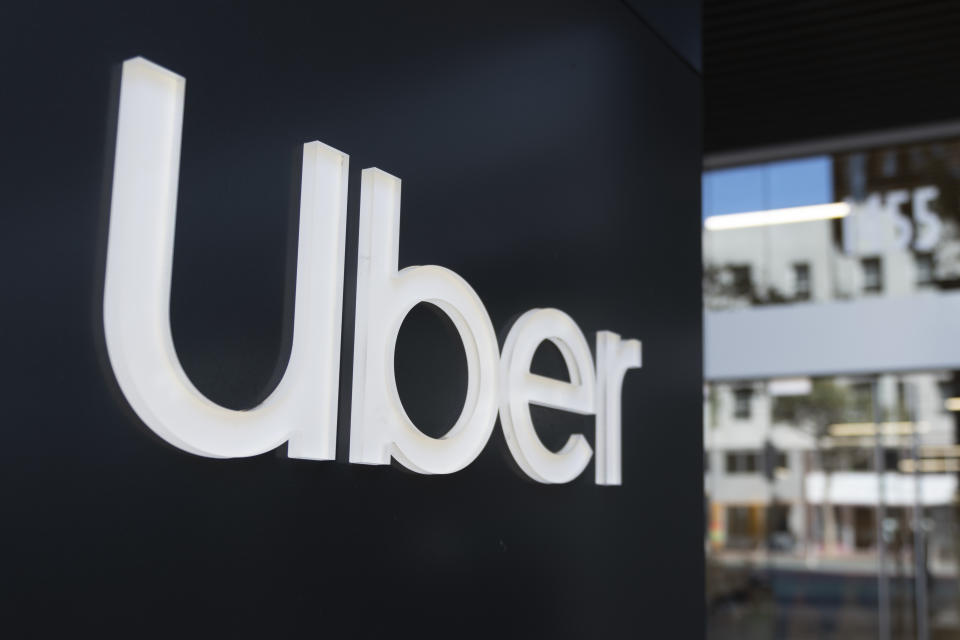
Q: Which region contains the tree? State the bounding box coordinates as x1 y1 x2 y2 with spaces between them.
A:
773 379 850 553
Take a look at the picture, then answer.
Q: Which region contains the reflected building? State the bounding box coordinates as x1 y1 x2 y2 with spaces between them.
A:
703 140 960 575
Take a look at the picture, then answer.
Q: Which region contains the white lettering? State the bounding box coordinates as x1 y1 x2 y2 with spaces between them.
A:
500 309 595 484
595 331 642 485
348 169 501 474
103 57 347 460
102 56 643 484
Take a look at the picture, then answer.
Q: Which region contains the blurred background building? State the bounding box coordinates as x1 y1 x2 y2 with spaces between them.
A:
703 2 960 638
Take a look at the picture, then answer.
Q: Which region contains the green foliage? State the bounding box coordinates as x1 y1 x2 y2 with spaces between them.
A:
771 379 854 437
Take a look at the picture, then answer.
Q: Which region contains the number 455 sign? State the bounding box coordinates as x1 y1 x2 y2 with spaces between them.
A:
103 58 642 485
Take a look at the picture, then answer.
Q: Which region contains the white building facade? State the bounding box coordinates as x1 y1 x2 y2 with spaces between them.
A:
704 170 960 560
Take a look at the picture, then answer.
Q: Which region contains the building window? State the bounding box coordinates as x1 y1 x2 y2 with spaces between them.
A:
939 380 954 413
862 257 883 293
916 253 934 286
729 265 752 297
724 452 736 473
793 263 811 300
884 449 901 472
726 506 754 547
849 381 873 422
733 388 752 420
774 452 788 473
725 450 760 474
895 380 908 421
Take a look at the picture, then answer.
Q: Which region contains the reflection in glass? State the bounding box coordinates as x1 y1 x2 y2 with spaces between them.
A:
705 138 960 640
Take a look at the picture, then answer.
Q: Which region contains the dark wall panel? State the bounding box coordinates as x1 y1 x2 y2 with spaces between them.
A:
0 1 702 637
623 0 702 71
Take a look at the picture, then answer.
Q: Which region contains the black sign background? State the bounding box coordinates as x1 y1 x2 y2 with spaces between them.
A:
1 1 701 636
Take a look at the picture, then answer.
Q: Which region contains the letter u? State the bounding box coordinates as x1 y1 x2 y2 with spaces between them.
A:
102 57 347 459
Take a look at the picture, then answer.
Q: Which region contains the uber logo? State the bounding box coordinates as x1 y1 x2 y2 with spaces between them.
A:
103 57 641 484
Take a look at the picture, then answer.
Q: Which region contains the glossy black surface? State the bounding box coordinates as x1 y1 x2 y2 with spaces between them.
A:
0 1 701 636
704 0 960 152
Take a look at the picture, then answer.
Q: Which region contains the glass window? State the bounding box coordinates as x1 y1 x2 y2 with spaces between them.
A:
733 388 752 419
883 448 900 471
724 452 736 473
917 252 935 285
849 381 873 421
861 257 883 293
939 379 954 409
775 452 788 473
729 265 752 297
705 137 960 639
725 450 760 474
793 262 811 300
702 155 833 219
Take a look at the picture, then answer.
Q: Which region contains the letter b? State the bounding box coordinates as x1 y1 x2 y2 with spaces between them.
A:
349 169 500 474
